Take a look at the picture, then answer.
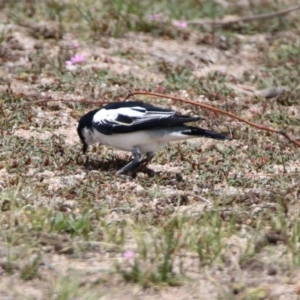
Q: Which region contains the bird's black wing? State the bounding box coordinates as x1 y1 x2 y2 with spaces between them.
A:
92 101 202 135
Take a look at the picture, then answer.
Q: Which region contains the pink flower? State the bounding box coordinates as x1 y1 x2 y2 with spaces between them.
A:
148 14 161 20
156 85 166 93
172 20 188 28
72 41 79 48
65 54 85 66
123 250 135 259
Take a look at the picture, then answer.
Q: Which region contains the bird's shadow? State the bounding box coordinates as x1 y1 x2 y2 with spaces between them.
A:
80 156 157 178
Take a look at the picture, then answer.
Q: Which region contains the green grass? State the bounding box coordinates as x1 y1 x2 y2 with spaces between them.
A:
51 274 101 300
0 0 300 299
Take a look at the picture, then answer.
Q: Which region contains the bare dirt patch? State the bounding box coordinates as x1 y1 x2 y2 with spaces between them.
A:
1 1 300 299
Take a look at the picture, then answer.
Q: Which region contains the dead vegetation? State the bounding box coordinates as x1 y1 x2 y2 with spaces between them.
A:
0 0 300 299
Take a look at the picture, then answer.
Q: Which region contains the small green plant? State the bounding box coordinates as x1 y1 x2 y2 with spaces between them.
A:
51 274 99 300
117 223 185 287
50 210 92 238
20 253 41 281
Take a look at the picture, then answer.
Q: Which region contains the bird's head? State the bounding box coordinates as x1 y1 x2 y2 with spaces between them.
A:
77 109 99 154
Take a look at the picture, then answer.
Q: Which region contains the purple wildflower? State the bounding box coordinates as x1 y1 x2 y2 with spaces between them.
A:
123 250 135 259
172 20 188 28
65 54 85 66
148 14 161 20
72 41 79 48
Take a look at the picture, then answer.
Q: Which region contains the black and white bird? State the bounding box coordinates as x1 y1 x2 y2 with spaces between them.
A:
77 101 231 175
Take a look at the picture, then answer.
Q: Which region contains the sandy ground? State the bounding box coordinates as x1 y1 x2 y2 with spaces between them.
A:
1 2 300 299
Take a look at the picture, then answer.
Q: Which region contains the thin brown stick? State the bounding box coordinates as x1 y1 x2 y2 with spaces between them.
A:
188 5 300 26
28 98 108 106
6 91 299 147
14 95 109 107
124 91 300 147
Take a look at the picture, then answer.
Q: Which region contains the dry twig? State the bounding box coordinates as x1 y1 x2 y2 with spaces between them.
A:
5 90 299 147
188 5 300 26
15 94 109 107
124 90 300 147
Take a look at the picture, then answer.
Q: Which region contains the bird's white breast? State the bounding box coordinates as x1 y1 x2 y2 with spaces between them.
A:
82 126 197 154
82 127 165 153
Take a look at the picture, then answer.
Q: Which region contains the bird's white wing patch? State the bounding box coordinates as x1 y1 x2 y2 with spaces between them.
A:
93 107 146 125
117 107 146 118
93 108 109 124
92 105 178 136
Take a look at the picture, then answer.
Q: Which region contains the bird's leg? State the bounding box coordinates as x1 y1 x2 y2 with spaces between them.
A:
139 152 155 166
116 150 156 175
130 152 156 176
116 147 142 175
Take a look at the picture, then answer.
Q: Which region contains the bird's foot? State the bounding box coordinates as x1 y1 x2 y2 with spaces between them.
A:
116 172 135 180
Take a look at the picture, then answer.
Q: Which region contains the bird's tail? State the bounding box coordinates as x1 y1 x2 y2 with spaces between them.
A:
182 127 231 140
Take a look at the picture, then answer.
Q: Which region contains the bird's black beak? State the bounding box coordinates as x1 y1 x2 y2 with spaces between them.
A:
82 143 88 154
